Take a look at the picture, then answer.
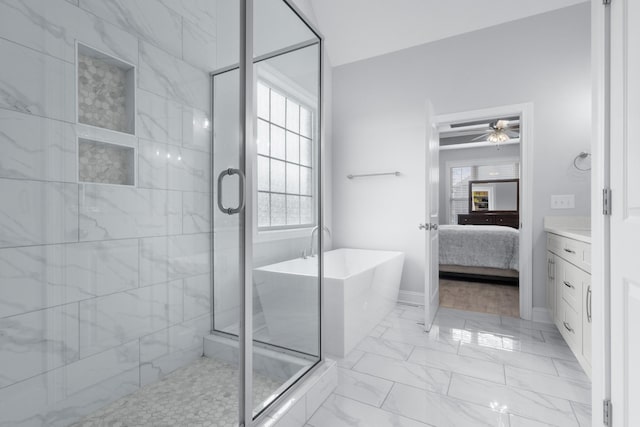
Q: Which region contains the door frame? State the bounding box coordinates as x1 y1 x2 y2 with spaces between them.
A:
591 0 611 425
435 102 534 320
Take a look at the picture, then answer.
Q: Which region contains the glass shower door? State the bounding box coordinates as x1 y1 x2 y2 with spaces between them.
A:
250 0 323 420
212 0 323 423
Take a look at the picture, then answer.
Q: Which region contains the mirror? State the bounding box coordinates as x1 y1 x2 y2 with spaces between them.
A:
469 179 519 212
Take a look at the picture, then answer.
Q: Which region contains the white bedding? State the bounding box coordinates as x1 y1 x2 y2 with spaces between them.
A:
439 224 519 271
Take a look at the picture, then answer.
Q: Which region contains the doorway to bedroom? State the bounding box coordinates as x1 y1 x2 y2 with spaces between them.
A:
435 106 528 318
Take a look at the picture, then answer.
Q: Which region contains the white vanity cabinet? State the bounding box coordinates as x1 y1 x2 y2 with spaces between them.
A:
546 231 592 376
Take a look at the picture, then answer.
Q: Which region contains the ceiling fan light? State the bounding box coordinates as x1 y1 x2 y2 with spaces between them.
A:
487 129 510 143
495 119 510 129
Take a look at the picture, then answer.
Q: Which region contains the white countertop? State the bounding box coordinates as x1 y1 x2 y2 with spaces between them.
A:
544 226 591 244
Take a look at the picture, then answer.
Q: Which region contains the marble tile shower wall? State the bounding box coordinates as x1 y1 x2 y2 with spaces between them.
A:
0 1 217 426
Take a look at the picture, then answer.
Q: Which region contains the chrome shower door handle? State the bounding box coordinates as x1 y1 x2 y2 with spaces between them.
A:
431 224 438 231
217 168 245 215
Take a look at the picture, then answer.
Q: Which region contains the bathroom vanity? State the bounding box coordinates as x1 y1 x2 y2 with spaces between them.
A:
545 217 592 377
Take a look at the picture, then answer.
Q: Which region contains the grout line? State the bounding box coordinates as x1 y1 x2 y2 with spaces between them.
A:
346 351 366 371
0 272 209 321
0 229 210 251
502 364 508 385
568 400 585 427
445 371 454 395
378 380 395 409
0 34 76 65
0 336 141 392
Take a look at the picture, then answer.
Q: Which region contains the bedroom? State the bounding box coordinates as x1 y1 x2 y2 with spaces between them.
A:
437 117 522 317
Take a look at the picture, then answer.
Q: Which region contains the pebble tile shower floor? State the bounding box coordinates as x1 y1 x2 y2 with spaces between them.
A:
72 357 282 427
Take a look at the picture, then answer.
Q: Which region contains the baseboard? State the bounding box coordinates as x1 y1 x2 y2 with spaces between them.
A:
531 306 553 324
398 290 425 305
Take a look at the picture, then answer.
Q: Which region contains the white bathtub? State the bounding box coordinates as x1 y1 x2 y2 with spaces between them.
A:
253 248 405 357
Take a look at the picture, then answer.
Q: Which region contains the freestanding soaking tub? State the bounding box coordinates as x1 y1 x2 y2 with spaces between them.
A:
253 248 405 357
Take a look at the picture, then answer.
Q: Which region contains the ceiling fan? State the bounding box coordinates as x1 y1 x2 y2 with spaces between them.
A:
472 119 520 143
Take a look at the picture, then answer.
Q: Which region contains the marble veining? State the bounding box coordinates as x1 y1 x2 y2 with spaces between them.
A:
137 88 182 146
183 274 212 320
0 0 138 65
0 239 138 319
0 341 140 427
0 109 77 183
182 191 211 233
139 233 211 286
79 280 184 357
139 41 210 113
137 139 210 193
309 303 592 427
0 303 79 388
0 179 78 248
0 37 75 123
352 353 451 394
334 367 393 407
182 19 217 71
158 0 217 38
79 0 182 58
78 184 182 240
382 382 510 427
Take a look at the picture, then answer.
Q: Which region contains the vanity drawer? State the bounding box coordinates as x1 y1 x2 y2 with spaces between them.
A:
548 233 591 273
558 298 582 348
560 260 584 311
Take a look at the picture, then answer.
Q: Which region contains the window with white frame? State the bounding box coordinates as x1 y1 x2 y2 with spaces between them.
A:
448 162 519 224
256 81 314 230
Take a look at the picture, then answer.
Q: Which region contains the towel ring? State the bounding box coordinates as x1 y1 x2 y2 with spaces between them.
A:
573 152 591 171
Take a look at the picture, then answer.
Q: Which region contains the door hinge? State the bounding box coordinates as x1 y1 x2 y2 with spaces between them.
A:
603 188 612 215
603 399 612 426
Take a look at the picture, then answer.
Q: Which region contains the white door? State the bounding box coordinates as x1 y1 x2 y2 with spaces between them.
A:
423 101 440 331
610 1 640 425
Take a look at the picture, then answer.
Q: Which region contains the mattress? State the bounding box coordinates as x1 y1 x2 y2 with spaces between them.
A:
439 224 519 271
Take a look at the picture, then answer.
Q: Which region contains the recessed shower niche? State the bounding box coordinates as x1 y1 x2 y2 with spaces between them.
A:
77 43 135 134
78 138 135 186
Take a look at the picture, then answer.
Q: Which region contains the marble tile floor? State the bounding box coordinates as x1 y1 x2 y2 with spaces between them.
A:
440 279 520 318
72 356 283 427
307 303 591 427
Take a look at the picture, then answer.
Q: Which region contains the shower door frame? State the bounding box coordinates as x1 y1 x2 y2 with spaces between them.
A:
211 1 325 425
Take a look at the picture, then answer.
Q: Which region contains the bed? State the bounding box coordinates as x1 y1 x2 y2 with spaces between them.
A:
439 224 519 284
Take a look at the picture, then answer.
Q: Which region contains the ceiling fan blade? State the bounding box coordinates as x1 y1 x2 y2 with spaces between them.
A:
471 133 489 141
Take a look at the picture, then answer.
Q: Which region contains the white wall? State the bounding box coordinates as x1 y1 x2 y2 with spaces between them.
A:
438 144 521 224
331 4 591 308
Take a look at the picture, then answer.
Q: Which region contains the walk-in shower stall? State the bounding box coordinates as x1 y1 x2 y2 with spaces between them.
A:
0 0 324 425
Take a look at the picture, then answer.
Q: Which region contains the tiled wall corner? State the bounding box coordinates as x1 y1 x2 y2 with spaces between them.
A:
0 0 218 425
